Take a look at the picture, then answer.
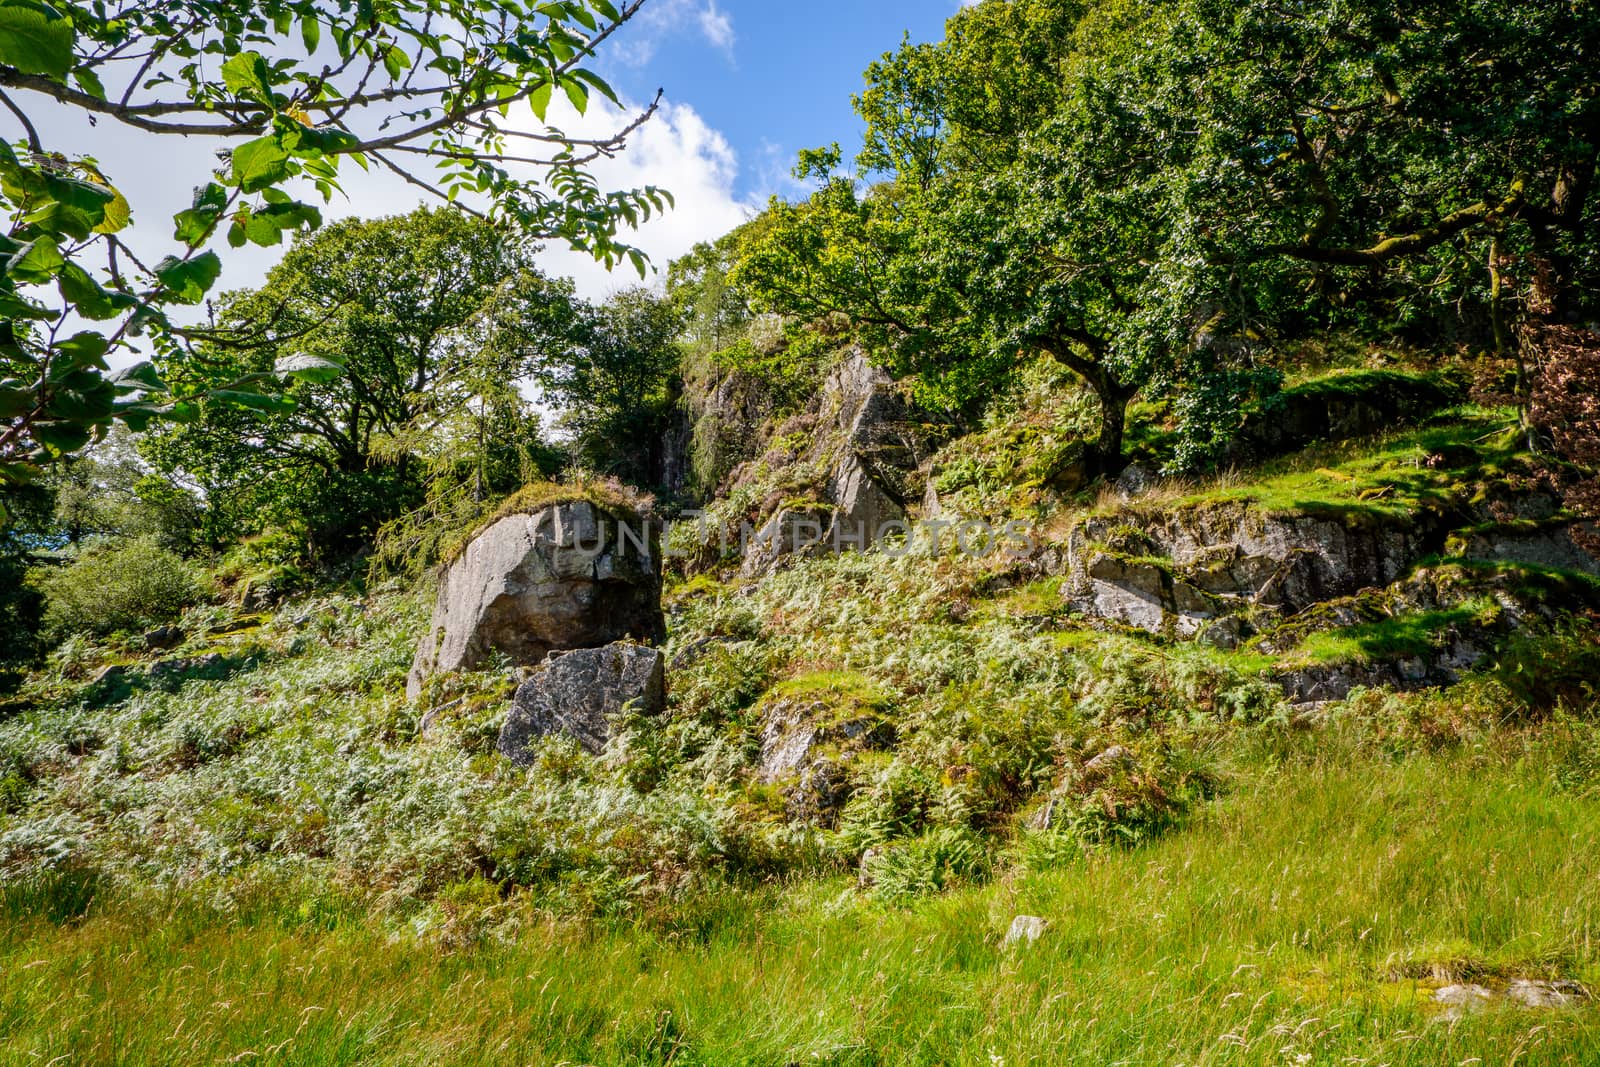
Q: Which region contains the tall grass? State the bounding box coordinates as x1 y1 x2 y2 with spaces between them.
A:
4 734 1598 1065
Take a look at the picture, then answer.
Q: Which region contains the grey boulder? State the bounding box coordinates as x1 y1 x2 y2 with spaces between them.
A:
497 643 666 763
408 501 663 699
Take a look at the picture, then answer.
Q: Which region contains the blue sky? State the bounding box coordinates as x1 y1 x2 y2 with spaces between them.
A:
597 1 961 201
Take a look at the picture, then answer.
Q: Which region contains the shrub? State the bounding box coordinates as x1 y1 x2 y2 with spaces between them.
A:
34 537 201 638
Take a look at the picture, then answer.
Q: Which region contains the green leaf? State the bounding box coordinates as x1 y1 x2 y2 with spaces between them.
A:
0 289 51 320
153 252 223 303
242 208 283 246
221 51 274 103
381 43 410 80
528 78 554 122
572 68 620 107
30 420 93 454
0 386 32 419
281 122 359 156
173 182 230 245
73 67 106 99
210 389 296 414
6 237 64 283
112 399 178 431
51 331 110 373
274 353 344 383
57 262 127 320
0 3 74 80
560 74 588 114
230 136 292 193
44 379 116 422
301 16 320 53
110 361 165 391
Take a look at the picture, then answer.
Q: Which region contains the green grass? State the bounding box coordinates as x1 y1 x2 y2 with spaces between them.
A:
1280 599 1496 668
4 730 1600 1065
1167 410 1524 519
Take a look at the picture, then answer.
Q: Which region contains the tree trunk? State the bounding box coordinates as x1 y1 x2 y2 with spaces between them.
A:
1488 231 1538 454
1090 385 1131 478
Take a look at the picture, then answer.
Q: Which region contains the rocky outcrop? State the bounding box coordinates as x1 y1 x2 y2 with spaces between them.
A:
738 348 935 576
497 643 665 762
740 505 835 579
1453 519 1600 576
1062 503 1439 637
1224 370 1462 466
1268 559 1600 703
1051 490 1600 701
408 501 663 699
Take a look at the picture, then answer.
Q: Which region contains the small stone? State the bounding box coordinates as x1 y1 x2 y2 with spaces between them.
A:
1434 983 1495 1014
1507 979 1584 1009
1112 462 1157 500
148 652 224 681
858 846 882 889
1083 745 1134 777
1196 615 1251 650
89 664 126 687
1003 915 1048 947
143 625 184 652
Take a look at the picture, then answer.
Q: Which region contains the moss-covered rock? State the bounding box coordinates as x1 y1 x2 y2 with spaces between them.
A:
755 671 895 826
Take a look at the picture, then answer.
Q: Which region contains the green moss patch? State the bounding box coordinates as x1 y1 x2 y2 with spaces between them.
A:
440 477 653 565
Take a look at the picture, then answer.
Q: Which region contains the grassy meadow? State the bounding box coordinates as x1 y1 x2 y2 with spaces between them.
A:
5 721 1599 1066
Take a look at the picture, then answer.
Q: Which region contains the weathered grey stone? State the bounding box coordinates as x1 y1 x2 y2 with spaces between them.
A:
1506 979 1586 1009
857 845 883 888
1434 983 1495 1015
1459 521 1600 577
408 501 663 699
1113 462 1158 500
1082 745 1135 777
1003 915 1048 947
1062 504 1437 637
89 664 127 687
828 449 905 546
148 652 225 682
756 692 891 825
1081 550 1220 637
737 348 936 575
143 625 184 652
1224 373 1461 466
1197 615 1253 650
741 506 835 579
497 643 665 763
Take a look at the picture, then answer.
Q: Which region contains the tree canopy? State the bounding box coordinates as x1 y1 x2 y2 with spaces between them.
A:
144 207 570 556
735 0 1600 473
0 0 670 514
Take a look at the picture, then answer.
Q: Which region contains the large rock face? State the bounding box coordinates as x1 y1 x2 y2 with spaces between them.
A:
738 348 934 577
497 643 665 762
1061 503 1438 638
407 501 663 699
1057 501 1600 642
1223 371 1461 466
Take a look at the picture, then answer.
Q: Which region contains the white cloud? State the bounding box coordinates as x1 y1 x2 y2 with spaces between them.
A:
531 96 761 298
611 0 737 66
697 2 735 53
